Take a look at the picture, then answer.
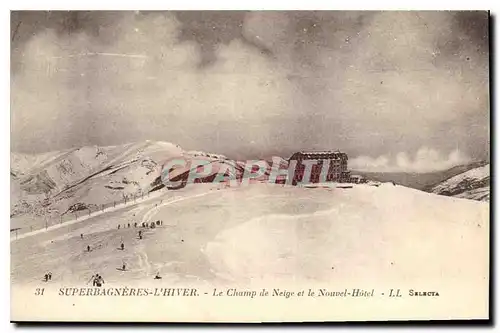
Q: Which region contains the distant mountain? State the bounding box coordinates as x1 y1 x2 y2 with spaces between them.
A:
353 160 489 191
430 163 490 202
10 141 233 224
11 144 490 231
11 140 279 231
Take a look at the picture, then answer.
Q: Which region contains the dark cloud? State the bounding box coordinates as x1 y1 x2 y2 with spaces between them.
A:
175 11 274 67
175 11 246 66
453 11 489 52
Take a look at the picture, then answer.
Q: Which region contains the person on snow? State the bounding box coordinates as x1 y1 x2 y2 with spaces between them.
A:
89 273 97 286
93 274 104 287
87 245 91 252
80 233 84 239
89 273 96 286
128 223 130 228
122 263 126 271
121 242 124 251
118 224 121 229
154 272 162 279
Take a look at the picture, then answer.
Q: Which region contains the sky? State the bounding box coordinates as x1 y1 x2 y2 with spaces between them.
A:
10 11 490 172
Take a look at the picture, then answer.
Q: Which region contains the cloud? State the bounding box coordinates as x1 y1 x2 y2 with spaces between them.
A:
11 11 489 162
242 11 489 160
11 12 299 158
350 147 472 173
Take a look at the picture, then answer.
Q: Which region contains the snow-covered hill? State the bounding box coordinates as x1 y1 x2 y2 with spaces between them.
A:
11 155 489 321
11 182 489 294
10 141 236 232
11 142 490 237
431 163 490 202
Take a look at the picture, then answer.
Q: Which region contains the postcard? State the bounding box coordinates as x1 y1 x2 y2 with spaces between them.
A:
10 10 490 322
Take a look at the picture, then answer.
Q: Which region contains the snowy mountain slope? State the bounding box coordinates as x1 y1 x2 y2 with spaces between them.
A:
185 150 228 160
454 186 490 201
203 183 488 285
355 160 489 190
431 164 490 202
10 141 252 232
9 142 193 224
11 150 73 180
12 141 490 238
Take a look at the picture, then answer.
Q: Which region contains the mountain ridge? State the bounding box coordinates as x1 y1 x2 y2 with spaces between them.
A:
429 163 490 202
11 142 490 235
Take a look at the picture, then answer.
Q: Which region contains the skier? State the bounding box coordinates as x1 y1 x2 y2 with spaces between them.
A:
118 224 121 230
122 263 126 271
87 245 91 252
154 272 162 280
134 222 137 228
88 273 96 286
128 223 130 228
95 274 104 287
80 233 84 239
121 242 124 251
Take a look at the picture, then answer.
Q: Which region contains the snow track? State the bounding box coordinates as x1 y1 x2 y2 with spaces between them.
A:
140 191 216 225
10 189 167 242
11 186 221 242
